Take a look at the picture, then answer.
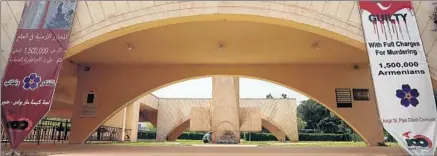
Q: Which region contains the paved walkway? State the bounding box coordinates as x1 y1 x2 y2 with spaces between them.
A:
1 144 424 156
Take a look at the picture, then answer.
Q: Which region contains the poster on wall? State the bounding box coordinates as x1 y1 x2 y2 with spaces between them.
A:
358 1 437 155
0 0 77 150
80 92 97 118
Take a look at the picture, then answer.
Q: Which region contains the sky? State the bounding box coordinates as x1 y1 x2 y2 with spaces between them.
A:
152 77 309 103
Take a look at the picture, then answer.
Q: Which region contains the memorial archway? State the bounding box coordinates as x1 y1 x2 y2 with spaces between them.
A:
68 66 384 146
53 13 385 146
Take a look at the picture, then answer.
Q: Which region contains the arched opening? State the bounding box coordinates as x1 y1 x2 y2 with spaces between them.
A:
68 63 384 145
122 76 379 146
1 1 434 154
62 13 383 146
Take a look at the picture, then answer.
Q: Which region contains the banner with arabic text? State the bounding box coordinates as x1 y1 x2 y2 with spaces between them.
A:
1 0 77 150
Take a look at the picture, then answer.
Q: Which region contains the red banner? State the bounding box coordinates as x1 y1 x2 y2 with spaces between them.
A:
1 0 77 150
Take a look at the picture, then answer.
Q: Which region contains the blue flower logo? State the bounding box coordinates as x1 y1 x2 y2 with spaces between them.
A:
23 73 41 90
396 84 420 107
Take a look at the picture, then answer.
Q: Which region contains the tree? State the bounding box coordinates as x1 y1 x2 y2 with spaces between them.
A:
261 127 270 133
266 93 274 99
145 122 156 131
337 121 352 134
297 117 307 132
317 116 339 133
281 94 288 99
297 99 330 129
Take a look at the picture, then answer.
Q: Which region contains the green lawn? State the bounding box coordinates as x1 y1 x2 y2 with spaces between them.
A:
110 140 400 147
110 140 202 146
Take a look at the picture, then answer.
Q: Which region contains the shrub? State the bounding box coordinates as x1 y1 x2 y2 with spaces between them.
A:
244 133 362 141
177 132 204 140
299 129 320 133
244 133 277 141
137 131 156 139
300 133 345 141
137 131 363 142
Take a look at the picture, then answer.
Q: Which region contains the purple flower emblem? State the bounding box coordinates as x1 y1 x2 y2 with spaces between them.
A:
23 73 41 90
396 84 420 107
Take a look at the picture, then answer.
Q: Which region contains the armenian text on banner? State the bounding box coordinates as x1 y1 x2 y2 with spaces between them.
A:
1 0 77 150
358 1 437 155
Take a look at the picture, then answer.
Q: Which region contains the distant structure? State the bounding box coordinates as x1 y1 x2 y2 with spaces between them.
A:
136 76 299 143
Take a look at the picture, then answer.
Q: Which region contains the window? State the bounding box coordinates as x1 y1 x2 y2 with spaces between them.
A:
86 93 95 104
353 88 370 101
335 88 352 108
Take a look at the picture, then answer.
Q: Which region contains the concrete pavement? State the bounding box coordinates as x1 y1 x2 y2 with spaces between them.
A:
1 144 426 156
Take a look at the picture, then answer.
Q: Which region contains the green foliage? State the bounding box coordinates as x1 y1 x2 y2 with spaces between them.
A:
317 115 340 133
265 93 288 99
137 131 156 139
297 117 307 132
177 132 204 140
248 133 362 142
337 121 352 134
244 133 278 141
145 122 156 131
297 99 330 129
299 129 320 133
138 131 363 142
299 133 361 141
297 99 353 134
260 127 270 133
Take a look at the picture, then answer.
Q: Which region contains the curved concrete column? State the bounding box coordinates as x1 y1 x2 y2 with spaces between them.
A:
155 99 209 141
166 119 289 142
240 99 299 142
167 120 190 141
159 97 298 142
262 119 286 142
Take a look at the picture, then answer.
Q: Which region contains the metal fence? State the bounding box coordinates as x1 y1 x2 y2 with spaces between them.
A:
1 118 132 145
86 126 131 143
137 130 156 141
1 118 71 144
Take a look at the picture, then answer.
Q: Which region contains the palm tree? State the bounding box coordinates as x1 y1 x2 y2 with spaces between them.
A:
266 93 274 99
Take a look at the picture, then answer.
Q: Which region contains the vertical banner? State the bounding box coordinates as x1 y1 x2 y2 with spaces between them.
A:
358 1 437 155
1 0 77 150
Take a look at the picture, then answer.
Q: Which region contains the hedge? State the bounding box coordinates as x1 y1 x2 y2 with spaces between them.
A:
299 133 361 141
243 133 362 141
299 129 321 133
177 132 204 140
137 131 362 142
137 131 156 139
